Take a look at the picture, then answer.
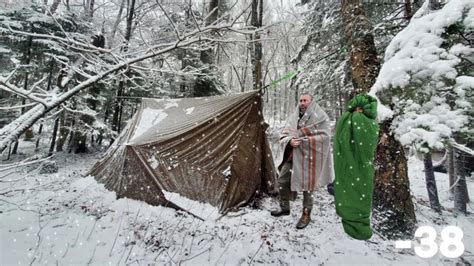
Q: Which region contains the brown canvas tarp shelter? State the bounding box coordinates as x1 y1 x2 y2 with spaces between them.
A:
89 91 276 214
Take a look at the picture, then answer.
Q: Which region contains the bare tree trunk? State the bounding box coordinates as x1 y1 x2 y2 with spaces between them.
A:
448 144 455 195
124 0 135 48
89 0 95 17
109 0 126 48
112 0 135 133
404 0 412 20
423 152 442 212
194 0 220 97
65 0 70 11
49 0 61 15
250 0 263 91
49 117 59 156
35 123 43 151
341 0 416 239
453 145 470 214
13 35 34 154
56 112 69 152
23 34 34 142
242 43 250 92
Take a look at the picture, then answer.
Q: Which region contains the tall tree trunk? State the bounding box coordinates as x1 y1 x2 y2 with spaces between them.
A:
242 43 250 92
341 1 379 93
109 0 126 48
194 0 220 97
448 144 455 195
35 123 43 151
250 0 263 91
65 0 70 11
56 112 68 151
341 0 416 239
49 0 61 15
453 145 470 214
423 151 442 212
13 35 34 154
124 0 135 43
23 34 34 143
404 0 412 20
49 117 60 156
89 0 95 17
112 0 135 133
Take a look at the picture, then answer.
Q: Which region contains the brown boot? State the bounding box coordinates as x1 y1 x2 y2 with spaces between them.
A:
296 208 311 229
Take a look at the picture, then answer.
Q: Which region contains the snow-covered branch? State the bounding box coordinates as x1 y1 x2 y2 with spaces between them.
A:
0 21 241 153
1 26 113 55
0 79 48 106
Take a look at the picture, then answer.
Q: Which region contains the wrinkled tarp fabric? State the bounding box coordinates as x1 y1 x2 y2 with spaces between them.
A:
90 91 276 213
334 93 379 240
275 101 334 191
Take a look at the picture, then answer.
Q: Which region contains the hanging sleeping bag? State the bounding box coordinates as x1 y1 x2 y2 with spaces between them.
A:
334 93 379 240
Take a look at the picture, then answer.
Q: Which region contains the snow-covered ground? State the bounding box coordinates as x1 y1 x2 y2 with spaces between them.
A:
1 141 473 265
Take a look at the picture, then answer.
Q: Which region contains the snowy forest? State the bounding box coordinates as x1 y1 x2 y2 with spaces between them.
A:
0 0 473 265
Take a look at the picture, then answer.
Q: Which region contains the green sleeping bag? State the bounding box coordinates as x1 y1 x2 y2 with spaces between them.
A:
334 93 379 240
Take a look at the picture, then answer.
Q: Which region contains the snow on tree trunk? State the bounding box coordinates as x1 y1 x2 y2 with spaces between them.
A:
341 0 416 239
56 112 69 152
423 151 442 212
453 145 470 214
373 120 416 239
448 144 455 195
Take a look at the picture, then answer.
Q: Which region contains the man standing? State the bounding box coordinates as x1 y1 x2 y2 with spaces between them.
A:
271 92 333 229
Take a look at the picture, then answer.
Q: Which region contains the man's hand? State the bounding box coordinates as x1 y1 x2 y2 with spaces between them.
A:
290 138 302 147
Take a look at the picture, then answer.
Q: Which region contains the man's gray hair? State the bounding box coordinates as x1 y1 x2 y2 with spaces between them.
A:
300 92 313 101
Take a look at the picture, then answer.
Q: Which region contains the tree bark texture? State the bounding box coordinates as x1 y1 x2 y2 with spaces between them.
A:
194 0 220 97
109 0 126 48
341 0 416 239
56 112 69 152
373 120 417 239
49 0 61 15
454 146 470 214
49 116 60 156
341 0 379 94
251 0 263 91
404 0 412 20
448 144 455 195
423 152 442 212
112 0 135 133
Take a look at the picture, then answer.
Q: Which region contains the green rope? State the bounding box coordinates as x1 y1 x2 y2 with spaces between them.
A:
263 68 303 92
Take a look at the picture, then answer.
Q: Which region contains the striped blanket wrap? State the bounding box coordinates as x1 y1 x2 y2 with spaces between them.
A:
275 102 334 191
